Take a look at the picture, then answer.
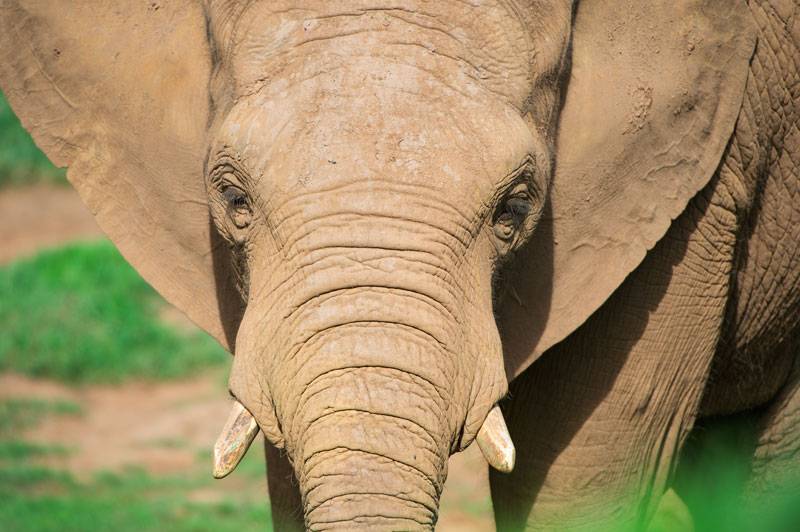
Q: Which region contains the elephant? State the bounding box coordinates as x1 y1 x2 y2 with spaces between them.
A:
1 0 798 530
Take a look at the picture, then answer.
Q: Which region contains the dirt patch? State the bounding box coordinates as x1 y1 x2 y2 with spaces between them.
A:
0 184 103 264
0 371 230 476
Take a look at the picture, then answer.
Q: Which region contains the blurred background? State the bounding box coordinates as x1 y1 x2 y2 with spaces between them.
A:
0 91 494 531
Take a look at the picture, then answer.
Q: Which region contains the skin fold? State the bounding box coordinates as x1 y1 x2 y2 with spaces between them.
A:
0 0 797 530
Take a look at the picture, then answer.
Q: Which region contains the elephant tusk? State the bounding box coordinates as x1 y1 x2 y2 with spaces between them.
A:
213 400 260 479
476 405 515 473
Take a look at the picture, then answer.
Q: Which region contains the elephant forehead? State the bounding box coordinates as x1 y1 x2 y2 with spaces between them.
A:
217 79 535 207
214 0 538 110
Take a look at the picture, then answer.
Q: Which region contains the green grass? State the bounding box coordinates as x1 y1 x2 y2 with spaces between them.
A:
0 398 77 462
0 240 228 383
0 467 271 532
0 91 66 187
0 236 264 530
0 394 271 532
0 441 70 461
0 398 82 434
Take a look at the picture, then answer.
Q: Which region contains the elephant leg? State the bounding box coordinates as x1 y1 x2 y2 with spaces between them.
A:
264 441 304 532
742 338 800 525
491 168 742 530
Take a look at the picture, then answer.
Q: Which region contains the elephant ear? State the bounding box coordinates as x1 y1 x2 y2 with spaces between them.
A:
0 1 243 350
500 0 756 378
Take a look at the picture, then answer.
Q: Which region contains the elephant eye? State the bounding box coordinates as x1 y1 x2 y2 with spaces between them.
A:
493 194 532 242
505 197 532 219
223 187 247 209
222 185 252 229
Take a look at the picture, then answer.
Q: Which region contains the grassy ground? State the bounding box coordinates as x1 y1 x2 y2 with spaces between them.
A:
0 92 66 187
0 241 227 383
0 231 265 530
0 396 270 532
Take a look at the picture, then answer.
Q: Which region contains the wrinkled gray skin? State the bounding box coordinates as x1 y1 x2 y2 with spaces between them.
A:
201 1 799 531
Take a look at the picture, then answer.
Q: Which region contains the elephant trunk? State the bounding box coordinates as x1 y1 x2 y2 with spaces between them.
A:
289 324 451 531
299 411 442 530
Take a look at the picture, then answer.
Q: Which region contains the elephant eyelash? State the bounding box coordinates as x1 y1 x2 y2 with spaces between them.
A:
492 190 532 243
208 163 254 232
491 157 540 204
223 186 249 210
208 161 253 212
219 182 253 230
207 154 254 189
489 160 543 256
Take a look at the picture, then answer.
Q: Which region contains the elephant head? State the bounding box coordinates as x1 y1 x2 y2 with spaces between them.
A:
0 0 755 529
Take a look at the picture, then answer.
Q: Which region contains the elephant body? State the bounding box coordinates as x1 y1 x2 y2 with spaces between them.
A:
493 3 800 528
1 0 798 530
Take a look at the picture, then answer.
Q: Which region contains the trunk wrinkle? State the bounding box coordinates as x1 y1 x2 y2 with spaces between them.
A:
307 492 436 525
300 446 441 496
296 367 444 405
294 365 450 415
286 284 462 329
280 222 467 268
300 409 439 448
282 282 463 335
289 319 451 354
298 446 443 508
307 491 437 516
303 478 437 511
311 516 432 531
278 210 474 252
